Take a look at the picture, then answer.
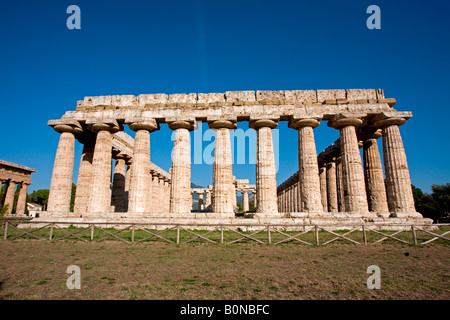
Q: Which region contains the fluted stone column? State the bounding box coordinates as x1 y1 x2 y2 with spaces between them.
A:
164 179 170 213
319 166 328 212
374 114 421 218
250 119 280 217
127 120 158 213
16 182 30 216
111 155 128 212
73 140 95 215
335 156 345 212
4 180 17 215
150 173 160 213
289 117 323 214
329 115 369 214
86 122 120 213
209 120 236 216
205 189 212 211
47 122 82 213
362 132 389 216
326 160 339 213
243 189 249 212
168 120 195 215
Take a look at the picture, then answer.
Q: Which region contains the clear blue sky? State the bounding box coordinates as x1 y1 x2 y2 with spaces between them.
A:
0 0 449 194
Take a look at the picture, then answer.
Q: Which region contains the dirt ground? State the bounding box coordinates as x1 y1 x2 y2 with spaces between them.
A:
0 240 448 300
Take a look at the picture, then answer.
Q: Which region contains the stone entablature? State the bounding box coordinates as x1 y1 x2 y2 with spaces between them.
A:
76 89 394 111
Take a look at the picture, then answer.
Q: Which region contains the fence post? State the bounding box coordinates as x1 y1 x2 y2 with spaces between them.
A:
90 225 94 241
131 224 135 243
411 225 418 245
267 227 271 245
315 225 319 246
362 225 367 245
3 222 8 240
176 226 180 244
220 226 224 244
49 223 54 240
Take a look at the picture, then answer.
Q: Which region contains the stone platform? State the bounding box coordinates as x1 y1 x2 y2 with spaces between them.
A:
27 211 435 231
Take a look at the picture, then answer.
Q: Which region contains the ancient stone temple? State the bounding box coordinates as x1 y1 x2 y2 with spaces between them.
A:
40 89 432 227
0 160 36 216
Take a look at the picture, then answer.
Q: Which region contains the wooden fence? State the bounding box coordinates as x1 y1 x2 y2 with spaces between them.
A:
0 220 449 246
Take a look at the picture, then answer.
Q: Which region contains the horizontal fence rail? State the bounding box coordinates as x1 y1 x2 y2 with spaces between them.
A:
0 220 449 246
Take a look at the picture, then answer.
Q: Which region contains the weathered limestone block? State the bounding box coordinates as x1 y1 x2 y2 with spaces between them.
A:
138 93 169 107
256 90 285 102
346 89 377 103
317 89 346 104
197 93 225 104
284 90 317 104
111 95 137 107
225 91 256 103
84 96 112 107
168 93 197 104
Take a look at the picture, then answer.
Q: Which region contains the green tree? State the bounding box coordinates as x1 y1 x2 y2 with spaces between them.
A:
412 183 450 222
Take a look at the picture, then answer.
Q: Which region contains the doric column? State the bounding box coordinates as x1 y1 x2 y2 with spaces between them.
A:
289 116 323 213
73 138 95 215
204 189 212 211
243 189 250 212
168 120 195 215
150 172 160 213
158 176 166 212
326 160 339 213
296 181 302 212
209 120 236 216
319 166 328 212
329 114 369 214
374 113 421 218
16 182 30 216
335 156 345 212
111 153 128 212
361 131 389 216
164 178 170 213
249 119 280 216
86 121 120 213
126 120 158 213
47 121 82 213
4 180 17 215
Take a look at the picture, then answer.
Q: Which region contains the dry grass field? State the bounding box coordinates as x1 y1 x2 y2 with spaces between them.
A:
0 239 449 300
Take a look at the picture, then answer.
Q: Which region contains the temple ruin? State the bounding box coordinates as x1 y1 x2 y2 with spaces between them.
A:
38 89 433 227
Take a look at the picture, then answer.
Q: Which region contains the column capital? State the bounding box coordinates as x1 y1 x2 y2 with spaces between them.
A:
48 119 83 135
328 113 366 129
372 111 412 128
167 119 196 131
86 119 122 133
249 118 278 130
288 115 322 130
207 119 237 129
126 118 159 132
